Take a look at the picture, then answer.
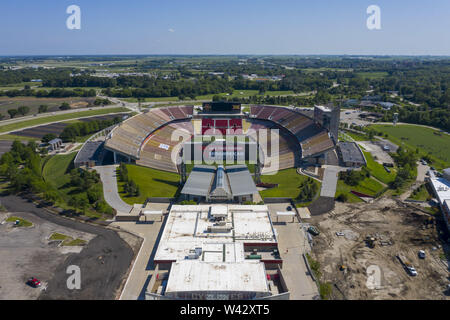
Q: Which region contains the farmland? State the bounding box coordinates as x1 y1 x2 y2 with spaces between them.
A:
0 107 128 134
0 97 97 120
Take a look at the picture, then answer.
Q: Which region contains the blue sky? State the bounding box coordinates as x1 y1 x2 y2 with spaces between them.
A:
0 0 449 55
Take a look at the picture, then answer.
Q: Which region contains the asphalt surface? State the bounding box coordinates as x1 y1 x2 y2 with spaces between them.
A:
0 195 134 300
95 165 133 214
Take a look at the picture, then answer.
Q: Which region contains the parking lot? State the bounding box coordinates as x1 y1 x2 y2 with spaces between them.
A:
0 195 138 300
0 210 94 299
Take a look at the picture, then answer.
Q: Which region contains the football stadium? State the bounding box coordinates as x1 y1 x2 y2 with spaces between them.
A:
87 102 340 175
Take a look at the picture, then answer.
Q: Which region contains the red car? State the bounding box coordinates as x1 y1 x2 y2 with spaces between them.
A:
27 277 41 288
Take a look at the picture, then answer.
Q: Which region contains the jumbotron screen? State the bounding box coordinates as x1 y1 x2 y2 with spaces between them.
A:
202 102 241 113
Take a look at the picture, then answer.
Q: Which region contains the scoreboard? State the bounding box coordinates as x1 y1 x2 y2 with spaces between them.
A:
202 102 241 113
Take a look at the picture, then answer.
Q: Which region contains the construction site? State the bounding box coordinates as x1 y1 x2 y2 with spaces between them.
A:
309 197 450 300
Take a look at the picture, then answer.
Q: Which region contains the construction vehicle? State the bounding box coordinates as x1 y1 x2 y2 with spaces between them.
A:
397 254 418 276
365 236 376 248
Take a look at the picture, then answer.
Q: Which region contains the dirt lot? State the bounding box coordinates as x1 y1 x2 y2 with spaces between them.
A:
309 197 450 300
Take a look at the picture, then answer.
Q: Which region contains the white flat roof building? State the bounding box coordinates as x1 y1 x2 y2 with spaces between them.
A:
428 172 450 231
164 260 270 299
154 204 278 263
147 204 288 300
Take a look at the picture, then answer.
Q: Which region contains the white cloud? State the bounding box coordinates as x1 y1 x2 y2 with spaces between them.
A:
168 28 175 33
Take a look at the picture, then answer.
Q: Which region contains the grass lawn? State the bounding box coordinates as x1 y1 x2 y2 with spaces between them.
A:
42 152 106 219
371 124 450 169
408 184 431 201
6 216 33 227
123 90 297 103
49 232 86 246
342 130 371 141
117 164 180 205
259 168 321 199
185 161 255 174
355 71 389 79
0 134 38 141
363 151 396 184
0 107 128 134
335 177 385 202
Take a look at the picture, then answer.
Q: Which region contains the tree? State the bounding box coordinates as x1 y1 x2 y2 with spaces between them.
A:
18 106 30 116
42 133 57 144
7 109 18 118
60 102 71 110
38 105 48 113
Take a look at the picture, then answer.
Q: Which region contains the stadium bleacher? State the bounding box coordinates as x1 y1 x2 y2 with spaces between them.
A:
105 106 193 160
250 105 335 159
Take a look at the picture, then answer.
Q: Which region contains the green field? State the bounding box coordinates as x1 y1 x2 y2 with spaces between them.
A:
117 164 180 205
355 71 389 79
49 232 87 246
43 153 76 189
123 90 297 103
259 168 321 199
335 177 385 203
408 184 431 201
370 124 450 169
0 107 128 134
6 216 33 227
363 151 396 184
342 130 371 141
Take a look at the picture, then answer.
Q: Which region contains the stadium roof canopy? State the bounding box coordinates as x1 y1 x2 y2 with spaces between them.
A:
226 165 258 196
181 165 215 197
180 164 257 199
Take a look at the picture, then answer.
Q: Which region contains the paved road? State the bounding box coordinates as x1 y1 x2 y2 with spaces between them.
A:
95 165 132 214
0 195 134 300
112 216 167 300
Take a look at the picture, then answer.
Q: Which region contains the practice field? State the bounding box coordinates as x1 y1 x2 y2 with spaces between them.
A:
0 107 128 134
259 168 320 199
370 124 450 168
117 164 180 205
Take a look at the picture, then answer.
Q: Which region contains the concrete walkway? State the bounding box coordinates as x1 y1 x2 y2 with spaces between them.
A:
320 166 341 198
112 219 166 300
273 222 319 299
95 165 132 214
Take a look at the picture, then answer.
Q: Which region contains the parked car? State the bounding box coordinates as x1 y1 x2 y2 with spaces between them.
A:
308 226 320 236
27 277 41 288
418 250 426 259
